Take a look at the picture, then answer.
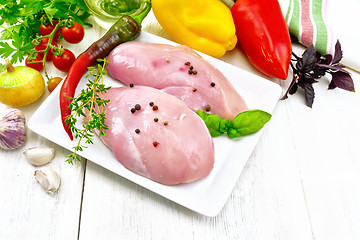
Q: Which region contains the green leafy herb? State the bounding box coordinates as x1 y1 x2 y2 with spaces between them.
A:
65 59 111 164
196 109 272 139
282 40 354 107
0 0 91 64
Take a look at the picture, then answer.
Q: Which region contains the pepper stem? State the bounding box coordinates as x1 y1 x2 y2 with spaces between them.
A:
219 0 235 9
129 0 151 28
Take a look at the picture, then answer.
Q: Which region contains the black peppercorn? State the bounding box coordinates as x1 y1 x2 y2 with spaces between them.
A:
205 105 211 112
135 104 141 110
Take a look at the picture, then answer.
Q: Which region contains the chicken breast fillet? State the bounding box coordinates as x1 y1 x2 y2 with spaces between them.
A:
97 86 215 185
106 41 248 120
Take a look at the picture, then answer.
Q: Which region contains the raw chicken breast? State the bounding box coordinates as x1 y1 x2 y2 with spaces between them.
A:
98 86 214 185
106 41 248 120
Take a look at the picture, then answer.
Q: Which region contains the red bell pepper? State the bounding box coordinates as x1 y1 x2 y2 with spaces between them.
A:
222 0 292 80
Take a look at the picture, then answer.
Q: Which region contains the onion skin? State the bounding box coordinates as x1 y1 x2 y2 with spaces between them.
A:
0 108 26 150
0 64 45 107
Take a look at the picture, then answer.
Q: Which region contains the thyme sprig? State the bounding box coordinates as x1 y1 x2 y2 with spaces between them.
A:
65 59 111 164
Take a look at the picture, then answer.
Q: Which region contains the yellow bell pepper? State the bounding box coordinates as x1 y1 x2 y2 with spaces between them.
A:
151 0 237 58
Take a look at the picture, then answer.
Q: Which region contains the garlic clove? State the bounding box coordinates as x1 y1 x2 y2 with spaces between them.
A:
0 108 26 150
34 167 61 194
23 146 55 166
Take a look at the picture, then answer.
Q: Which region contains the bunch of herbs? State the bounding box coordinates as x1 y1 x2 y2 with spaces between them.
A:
282 40 355 107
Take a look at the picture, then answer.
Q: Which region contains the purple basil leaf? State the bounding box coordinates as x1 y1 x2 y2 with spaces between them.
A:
289 82 298 95
332 40 343 64
312 66 327 79
328 80 337 90
296 45 317 72
303 83 315 108
299 45 317 72
324 54 333 65
330 71 355 92
302 75 318 84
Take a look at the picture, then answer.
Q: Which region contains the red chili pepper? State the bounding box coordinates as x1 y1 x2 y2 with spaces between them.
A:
223 0 292 80
59 16 141 140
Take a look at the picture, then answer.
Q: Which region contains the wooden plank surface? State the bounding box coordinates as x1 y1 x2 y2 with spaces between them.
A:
0 20 101 240
282 75 360 240
0 101 86 240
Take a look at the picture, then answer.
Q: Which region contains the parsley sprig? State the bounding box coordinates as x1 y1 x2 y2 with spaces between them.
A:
65 59 111 164
0 0 90 65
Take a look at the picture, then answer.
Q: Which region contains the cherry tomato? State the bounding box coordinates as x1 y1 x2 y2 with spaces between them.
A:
40 20 60 41
47 77 63 93
35 38 57 61
62 22 85 44
52 48 76 72
25 54 44 72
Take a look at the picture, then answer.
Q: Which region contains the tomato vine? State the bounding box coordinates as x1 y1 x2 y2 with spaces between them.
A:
0 0 91 66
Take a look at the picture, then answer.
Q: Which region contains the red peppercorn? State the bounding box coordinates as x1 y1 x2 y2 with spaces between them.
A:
152 105 158 111
153 141 159 147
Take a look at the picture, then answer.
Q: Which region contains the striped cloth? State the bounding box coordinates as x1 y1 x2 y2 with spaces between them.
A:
285 0 333 55
279 0 360 71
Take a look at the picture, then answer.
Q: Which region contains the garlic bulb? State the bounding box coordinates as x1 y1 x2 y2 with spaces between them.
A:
34 167 61 194
0 108 26 150
23 147 55 166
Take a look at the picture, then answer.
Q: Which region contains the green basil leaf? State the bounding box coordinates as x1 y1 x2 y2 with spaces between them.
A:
196 110 223 137
206 114 223 137
196 109 210 121
219 118 232 133
197 109 271 139
232 109 271 135
227 128 241 139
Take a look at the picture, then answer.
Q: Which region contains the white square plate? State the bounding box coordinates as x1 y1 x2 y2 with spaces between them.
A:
28 31 282 217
